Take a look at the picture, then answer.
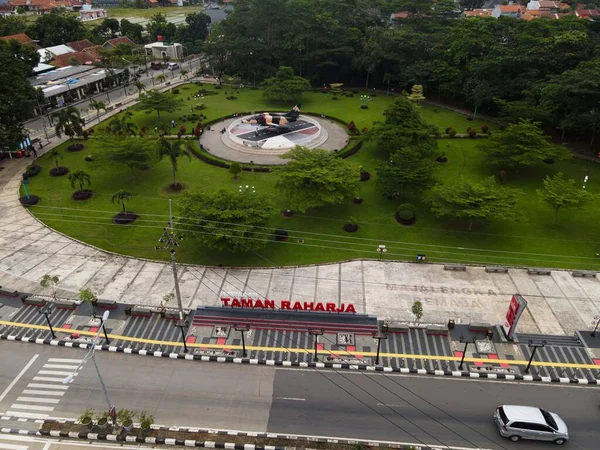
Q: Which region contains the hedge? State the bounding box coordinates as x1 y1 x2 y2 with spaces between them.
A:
187 142 272 172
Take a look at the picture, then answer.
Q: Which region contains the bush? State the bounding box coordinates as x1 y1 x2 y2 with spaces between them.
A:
466 127 472 133
445 126 452 134
361 127 368 134
179 125 187 134
396 209 416 225
397 203 416 213
274 229 289 241
482 124 489 133
468 129 477 138
500 123 508 131
67 143 84 152
449 128 457 137
171 88 179 95
347 121 359 135
214 85 222 89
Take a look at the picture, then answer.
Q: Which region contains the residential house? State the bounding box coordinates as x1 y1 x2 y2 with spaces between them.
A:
50 50 93 67
79 3 106 21
492 4 523 18
0 33 38 47
464 8 493 16
0 3 15 15
144 41 183 60
37 44 75 63
102 36 135 50
66 39 95 52
538 0 570 12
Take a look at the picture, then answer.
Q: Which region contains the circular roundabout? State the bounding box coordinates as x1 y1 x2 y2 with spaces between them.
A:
200 111 350 165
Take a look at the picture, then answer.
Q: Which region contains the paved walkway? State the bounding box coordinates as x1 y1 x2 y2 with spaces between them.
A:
0 92 599 339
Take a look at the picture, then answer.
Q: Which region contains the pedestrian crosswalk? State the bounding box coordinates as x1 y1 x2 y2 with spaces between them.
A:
5 358 80 419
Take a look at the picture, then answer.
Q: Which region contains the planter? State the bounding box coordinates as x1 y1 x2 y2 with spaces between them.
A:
20 195 40 206
131 306 152 318
436 156 448 163
359 171 371 181
55 300 77 310
67 143 85 152
80 417 93 430
85 155 93 162
124 306 132 316
122 420 134 433
95 299 117 310
353 197 363 204
24 165 41 178
360 105 368 109
395 212 417 225
543 158 555 164
72 190 93 201
22 296 46 307
282 210 294 217
50 167 69 176
343 223 359 232
96 417 110 431
113 211 138 225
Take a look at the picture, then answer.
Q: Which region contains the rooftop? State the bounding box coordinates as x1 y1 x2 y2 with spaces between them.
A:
0 33 35 45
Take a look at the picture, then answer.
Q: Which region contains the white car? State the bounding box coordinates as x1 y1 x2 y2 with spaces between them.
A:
494 405 568 445
167 63 180 70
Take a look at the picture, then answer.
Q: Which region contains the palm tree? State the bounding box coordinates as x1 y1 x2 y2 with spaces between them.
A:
40 274 60 300
134 81 146 97
155 74 167 84
156 139 191 188
51 106 85 142
112 190 132 212
179 69 189 81
89 100 106 123
49 148 62 168
69 169 91 192
107 111 137 136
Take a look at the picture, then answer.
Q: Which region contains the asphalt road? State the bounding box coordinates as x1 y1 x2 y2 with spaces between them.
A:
1 341 599 450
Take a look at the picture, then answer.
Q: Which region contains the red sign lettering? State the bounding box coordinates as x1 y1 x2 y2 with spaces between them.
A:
219 298 356 314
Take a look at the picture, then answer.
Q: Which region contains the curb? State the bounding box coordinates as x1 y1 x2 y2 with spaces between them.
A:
0 419 456 450
2 333 599 385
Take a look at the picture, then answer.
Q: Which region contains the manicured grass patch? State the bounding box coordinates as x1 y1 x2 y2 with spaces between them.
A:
27 86 600 269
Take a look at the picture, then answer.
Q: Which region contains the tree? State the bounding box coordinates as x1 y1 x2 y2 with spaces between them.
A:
51 106 85 142
146 13 177 42
89 100 106 123
69 169 91 192
27 11 87 47
411 301 424 322
477 120 571 171
138 90 183 119
179 189 275 252
427 177 523 231
0 40 40 148
369 96 438 158
120 19 144 44
40 274 60 300
179 69 189 81
262 66 310 103
536 173 593 224
0 15 27 37
133 81 146 97
156 138 191 188
407 84 425 103
155 74 167 85
78 288 97 317
376 147 436 198
229 162 242 179
277 147 360 212
106 111 137 136
104 137 154 182
112 190 132 212
49 148 62 168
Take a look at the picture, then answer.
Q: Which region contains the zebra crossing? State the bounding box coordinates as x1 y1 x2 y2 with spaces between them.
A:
5 358 79 419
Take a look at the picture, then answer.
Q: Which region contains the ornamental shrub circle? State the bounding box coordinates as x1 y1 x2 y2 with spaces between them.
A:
397 210 415 221
397 203 416 213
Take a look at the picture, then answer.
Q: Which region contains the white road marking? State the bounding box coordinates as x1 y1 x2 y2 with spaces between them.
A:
47 359 82 364
36 371 74 377
0 354 39 404
26 384 67 390
274 397 305 401
32 377 68 383
16 397 60 404
4 411 49 419
41 442 50 450
377 403 406 408
0 443 29 450
42 365 79 370
9 404 54 412
21 390 64 397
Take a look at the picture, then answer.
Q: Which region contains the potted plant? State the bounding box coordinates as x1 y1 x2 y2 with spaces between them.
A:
117 409 136 433
139 411 154 436
79 408 95 429
95 411 111 431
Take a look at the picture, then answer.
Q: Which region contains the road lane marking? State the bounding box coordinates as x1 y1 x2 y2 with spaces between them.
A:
21 390 64 396
16 397 60 404
274 397 305 401
0 443 29 450
26 384 67 390
37 371 74 377
2 319 599 371
0 354 38 404
47 359 82 363
32 377 68 383
42 365 79 370
4 411 49 419
9 404 54 412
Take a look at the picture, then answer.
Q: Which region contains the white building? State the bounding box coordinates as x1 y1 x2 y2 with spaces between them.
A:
79 4 107 21
144 41 183 61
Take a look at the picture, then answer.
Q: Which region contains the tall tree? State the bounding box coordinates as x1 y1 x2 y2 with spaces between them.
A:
68 170 91 192
120 19 144 44
179 189 275 252
103 137 155 182
427 177 523 231
138 90 183 119
51 106 85 143
277 147 360 212
477 119 571 171
111 190 132 212
27 11 87 47
89 100 106 123
262 66 310 103
156 138 191 188
536 172 593 224
376 147 437 198
106 111 137 136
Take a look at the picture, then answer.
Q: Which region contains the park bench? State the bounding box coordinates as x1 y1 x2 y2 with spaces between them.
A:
444 264 467 271
527 268 551 275
426 325 449 336
485 266 508 273
572 271 597 278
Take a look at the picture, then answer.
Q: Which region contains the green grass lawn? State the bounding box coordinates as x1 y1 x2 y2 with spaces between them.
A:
26 86 600 269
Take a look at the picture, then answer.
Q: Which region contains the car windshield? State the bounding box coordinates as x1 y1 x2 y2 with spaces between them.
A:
540 408 558 430
498 407 509 424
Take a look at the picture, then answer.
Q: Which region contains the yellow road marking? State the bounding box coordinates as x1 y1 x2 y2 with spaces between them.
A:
1 319 599 370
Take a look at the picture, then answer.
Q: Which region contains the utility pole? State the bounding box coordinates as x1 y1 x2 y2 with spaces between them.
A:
155 199 188 352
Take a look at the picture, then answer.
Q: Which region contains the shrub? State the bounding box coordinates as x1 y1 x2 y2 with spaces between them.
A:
449 128 457 137
396 209 416 225
179 125 187 134
171 88 179 95
466 127 472 133
274 229 289 241
214 85 222 89
445 126 452 134
482 124 489 133
347 121 359 135
500 123 508 131
468 129 477 138
397 203 416 213
497 169 507 183
361 127 368 134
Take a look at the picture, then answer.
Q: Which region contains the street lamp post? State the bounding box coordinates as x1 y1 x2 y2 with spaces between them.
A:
63 310 116 426
155 199 188 353
309 329 324 362
234 324 250 357
376 244 387 261
525 340 547 373
458 335 477 370
373 331 388 365
39 304 56 339
583 170 590 189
